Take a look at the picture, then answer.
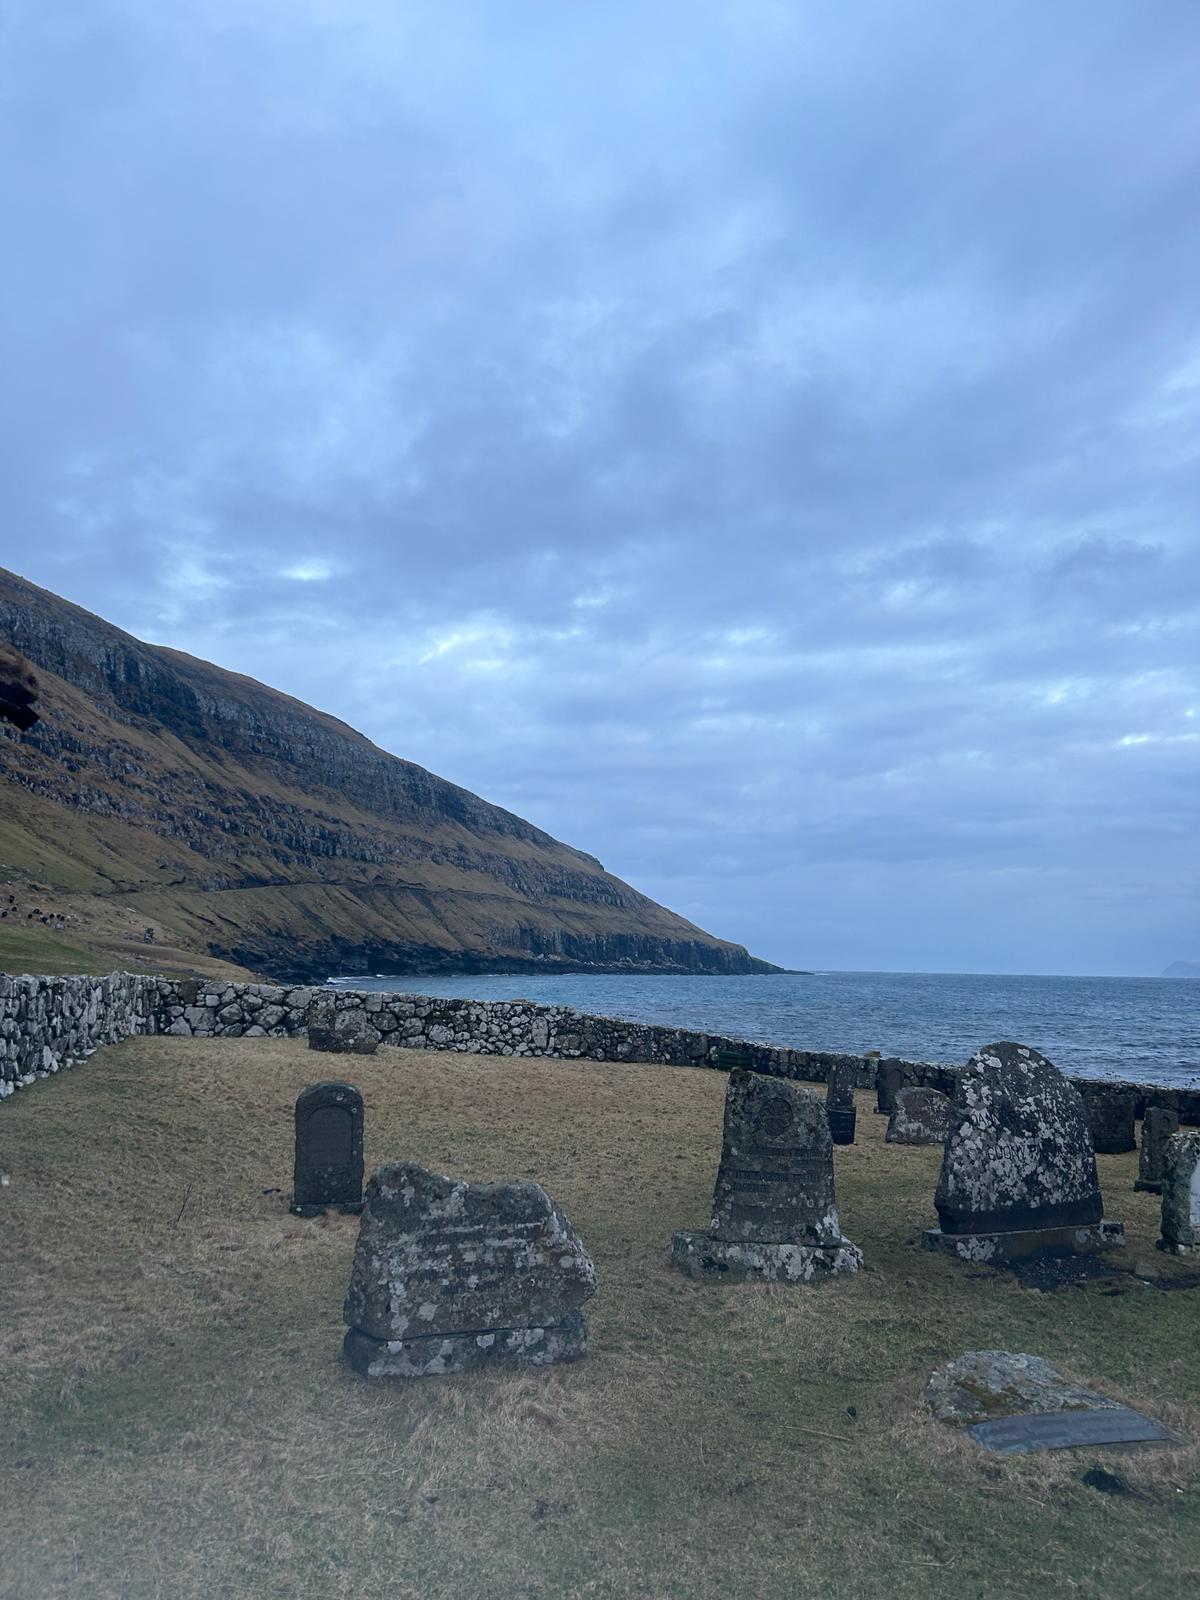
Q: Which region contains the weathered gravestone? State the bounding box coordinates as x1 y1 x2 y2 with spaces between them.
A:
825 1060 857 1145
875 1060 905 1116
291 1081 365 1216
342 1163 596 1377
308 997 379 1055
1082 1086 1137 1155
886 1086 951 1146
924 1041 1124 1264
1157 1131 1200 1255
1136 1106 1180 1194
671 1070 862 1282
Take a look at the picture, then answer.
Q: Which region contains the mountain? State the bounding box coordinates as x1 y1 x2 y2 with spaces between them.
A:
1162 961 1200 979
0 567 778 982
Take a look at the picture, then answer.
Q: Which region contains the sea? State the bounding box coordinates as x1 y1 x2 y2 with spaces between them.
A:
327 969 1200 1090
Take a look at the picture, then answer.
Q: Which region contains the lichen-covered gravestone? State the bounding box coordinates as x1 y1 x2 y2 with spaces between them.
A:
1136 1106 1180 1194
1082 1087 1137 1155
875 1060 904 1116
1157 1131 1200 1255
886 1086 951 1146
308 997 379 1055
671 1070 862 1282
291 1081 364 1216
924 1041 1124 1264
342 1163 596 1377
825 1060 857 1146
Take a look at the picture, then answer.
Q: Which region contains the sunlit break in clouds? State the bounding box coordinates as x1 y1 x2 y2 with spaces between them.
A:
3 1 1199 975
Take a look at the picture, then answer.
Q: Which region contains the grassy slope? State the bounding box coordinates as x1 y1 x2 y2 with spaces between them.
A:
2 1039 1197 1600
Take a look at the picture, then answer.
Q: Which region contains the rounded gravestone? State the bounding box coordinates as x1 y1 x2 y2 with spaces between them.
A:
886 1086 951 1146
291 1080 364 1215
925 1042 1123 1262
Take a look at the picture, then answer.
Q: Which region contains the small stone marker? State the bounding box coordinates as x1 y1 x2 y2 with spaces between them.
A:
291 1081 365 1216
886 1086 951 1146
308 997 380 1055
924 1041 1124 1264
825 1060 857 1145
875 1060 904 1116
1136 1106 1179 1194
1157 1130 1200 1255
1083 1086 1137 1155
343 1163 596 1377
671 1070 862 1282
923 1350 1178 1455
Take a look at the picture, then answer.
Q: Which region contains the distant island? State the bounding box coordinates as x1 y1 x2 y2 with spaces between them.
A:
1162 961 1200 979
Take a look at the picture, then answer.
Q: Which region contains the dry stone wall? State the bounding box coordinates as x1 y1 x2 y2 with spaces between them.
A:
3 973 1200 1122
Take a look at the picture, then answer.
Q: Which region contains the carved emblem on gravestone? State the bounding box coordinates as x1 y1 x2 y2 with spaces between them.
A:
924 1042 1124 1265
291 1081 365 1216
1157 1131 1200 1255
886 1086 951 1146
342 1163 596 1378
671 1070 862 1283
1136 1105 1179 1194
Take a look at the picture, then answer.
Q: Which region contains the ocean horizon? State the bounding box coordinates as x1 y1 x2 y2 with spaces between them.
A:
327 968 1200 1090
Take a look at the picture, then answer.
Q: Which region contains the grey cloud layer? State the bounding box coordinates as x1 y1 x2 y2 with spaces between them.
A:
3 1 1198 972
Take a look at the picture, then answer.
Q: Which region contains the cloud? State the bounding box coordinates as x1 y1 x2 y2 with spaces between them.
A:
3 0 1199 974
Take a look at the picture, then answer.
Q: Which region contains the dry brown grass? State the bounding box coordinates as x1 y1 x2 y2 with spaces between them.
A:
2 1037 1198 1600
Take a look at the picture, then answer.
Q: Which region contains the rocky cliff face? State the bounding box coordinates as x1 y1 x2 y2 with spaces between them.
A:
0 567 777 980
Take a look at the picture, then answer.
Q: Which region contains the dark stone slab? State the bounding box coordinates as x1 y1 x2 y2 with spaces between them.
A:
1083 1087 1137 1155
343 1163 595 1376
709 1070 843 1247
827 1105 857 1146
965 1408 1177 1456
291 1080 364 1215
1137 1105 1180 1193
886 1086 951 1145
825 1060 856 1111
935 1042 1106 1237
875 1061 904 1115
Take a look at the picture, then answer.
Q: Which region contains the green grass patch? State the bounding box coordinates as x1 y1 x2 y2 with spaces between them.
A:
1 1039 1197 1599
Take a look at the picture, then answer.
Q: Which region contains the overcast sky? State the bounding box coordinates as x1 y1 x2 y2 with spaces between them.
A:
3 2 1199 976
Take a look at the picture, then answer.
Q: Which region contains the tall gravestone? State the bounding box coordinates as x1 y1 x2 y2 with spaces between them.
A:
1157 1131 1200 1255
343 1163 596 1377
886 1086 951 1146
1136 1106 1179 1194
825 1060 857 1146
671 1070 862 1282
291 1081 365 1216
875 1061 904 1116
1083 1087 1137 1155
924 1042 1124 1264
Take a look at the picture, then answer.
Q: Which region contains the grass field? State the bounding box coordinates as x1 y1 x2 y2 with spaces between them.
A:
2 1037 1198 1600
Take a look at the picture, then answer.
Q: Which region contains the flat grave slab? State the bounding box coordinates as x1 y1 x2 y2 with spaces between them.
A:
965 1407 1179 1456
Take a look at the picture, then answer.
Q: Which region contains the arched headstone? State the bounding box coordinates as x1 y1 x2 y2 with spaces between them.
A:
291 1080 365 1216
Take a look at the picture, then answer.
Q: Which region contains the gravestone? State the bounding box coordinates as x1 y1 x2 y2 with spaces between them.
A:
308 997 380 1055
671 1070 862 1282
342 1163 596 1377
825 1060 857 1145
924 1041 1124 1264
886 1086 951 1146
291 1081 365 1216
1157 1131 1200 1255
875 1060 904 1116
1083 1087 1137 1155
923 1351 1177 1455
1136 1106 1179 1194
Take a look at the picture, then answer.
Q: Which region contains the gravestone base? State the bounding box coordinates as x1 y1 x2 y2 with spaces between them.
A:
827 1105 857 1145
923 1219 1125 1264
343 1310 587 1378
671 1229 862 1283
1134 1179 1164 1195
1156 1238 1200 1257
290 1198 365 1218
